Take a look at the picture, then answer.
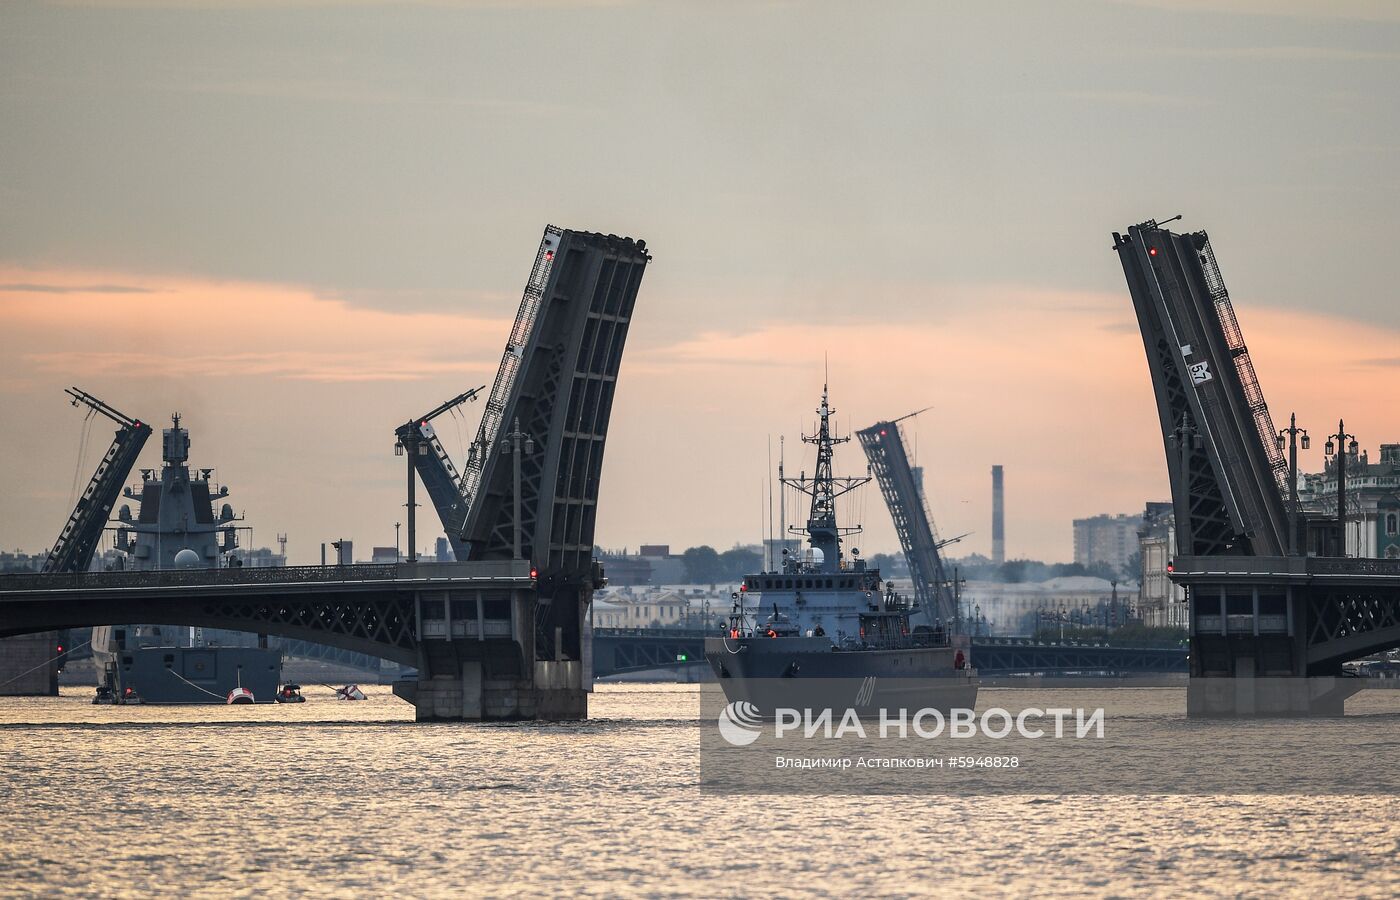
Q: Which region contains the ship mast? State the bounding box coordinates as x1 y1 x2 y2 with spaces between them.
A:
781 384 870 573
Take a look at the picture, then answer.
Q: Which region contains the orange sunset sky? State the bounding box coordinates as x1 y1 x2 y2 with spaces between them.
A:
2 1 1398 563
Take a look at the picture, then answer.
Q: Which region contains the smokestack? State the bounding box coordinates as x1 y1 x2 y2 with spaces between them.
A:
991 465 1005 564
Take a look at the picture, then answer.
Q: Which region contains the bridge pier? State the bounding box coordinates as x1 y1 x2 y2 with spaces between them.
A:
404 573 590 721
1176 556 1400 717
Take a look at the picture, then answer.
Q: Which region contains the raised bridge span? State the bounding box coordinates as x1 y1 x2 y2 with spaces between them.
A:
1114 218 1400 715
0 226 651 721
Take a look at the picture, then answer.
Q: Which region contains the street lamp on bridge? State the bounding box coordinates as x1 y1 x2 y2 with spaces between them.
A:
1325 420 1358 558
1277 413 1310 556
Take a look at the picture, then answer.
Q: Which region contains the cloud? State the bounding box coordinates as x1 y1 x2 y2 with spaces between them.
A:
1055 90 1210 109
0 268 509 384
0 282 159 294
1109 0 1400 22
1161 45 1400 61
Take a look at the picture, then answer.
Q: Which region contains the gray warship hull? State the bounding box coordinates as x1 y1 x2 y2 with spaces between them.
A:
705 636 977 715
108 645 282 704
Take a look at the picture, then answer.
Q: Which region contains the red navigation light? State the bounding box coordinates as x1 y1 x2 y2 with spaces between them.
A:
1148 247 1158 257
56 645 64 653
530 567 538 580
545 250 555 261
880 429 887 437
1166 562 1175 573
740 583 748 592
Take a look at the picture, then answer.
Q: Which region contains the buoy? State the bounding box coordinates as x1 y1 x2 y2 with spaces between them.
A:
227 687 255 704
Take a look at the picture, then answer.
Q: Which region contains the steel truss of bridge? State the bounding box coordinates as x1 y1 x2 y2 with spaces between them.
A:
0 561 574 717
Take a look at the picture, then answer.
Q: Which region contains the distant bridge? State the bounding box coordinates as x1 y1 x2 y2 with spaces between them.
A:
590 627 1187 678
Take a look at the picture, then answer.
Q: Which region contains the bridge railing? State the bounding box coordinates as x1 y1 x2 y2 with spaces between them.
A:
0 563 401 592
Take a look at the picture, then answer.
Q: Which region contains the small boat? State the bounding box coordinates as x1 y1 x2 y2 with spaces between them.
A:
275 683 306 703
335 684 367 701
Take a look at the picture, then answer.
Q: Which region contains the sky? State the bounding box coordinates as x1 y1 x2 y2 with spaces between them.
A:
1 0 1397 564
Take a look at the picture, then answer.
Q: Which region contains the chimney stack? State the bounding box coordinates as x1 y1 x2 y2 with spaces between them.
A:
991 465 1005 565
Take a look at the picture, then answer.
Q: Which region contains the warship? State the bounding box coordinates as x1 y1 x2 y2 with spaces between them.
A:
703 386 977 714
92 414 282 704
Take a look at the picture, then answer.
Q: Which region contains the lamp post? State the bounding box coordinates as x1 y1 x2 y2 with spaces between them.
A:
1276 414 1310 556
394 522 401 562
1326 420 1358 557
950 566 966 634
505 418 535 561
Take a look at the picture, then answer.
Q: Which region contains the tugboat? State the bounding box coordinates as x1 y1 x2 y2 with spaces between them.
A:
704 385 977 715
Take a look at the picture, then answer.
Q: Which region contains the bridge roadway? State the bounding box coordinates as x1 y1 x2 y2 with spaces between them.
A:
591 627 1188 678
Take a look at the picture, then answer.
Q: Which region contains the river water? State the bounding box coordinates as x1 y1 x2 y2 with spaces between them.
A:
3 684 1400 897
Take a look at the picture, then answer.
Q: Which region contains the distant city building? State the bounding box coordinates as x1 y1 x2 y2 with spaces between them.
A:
1299 442 1400 559
1073 512 1145 572
434 536 454 563
1137 501 1184 628
596 551 652 586
230 546 287 568
0 550 45 573
591 586 729 629
639 545 686 584
370 546 399 564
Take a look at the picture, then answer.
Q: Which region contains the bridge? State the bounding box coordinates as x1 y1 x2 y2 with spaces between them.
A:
0 226 652 721
591 627 1187 678
1114 218 1400 715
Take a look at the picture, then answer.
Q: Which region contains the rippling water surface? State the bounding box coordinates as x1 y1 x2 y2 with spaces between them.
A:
3 684 1400 897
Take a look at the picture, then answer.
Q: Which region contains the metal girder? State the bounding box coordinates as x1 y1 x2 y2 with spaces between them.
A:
857 420 957 624
45 389 152 574
458 229 651 582
0 561 535 668
1306 586 1400 669
1113 223 1289 557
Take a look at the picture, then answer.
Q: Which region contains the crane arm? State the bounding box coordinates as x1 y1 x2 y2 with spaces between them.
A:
65 386 142 429
44 389 151 573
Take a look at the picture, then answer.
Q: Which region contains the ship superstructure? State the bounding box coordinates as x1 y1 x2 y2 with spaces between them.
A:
114 414 240 570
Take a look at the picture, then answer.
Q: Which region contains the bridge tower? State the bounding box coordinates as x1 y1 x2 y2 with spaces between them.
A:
404 226 651 720
1114 219 1400 715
